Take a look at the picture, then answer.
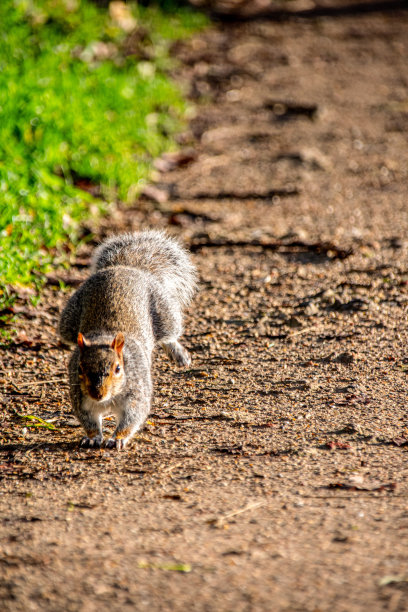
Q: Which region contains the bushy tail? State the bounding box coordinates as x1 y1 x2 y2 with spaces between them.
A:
91 230 197 307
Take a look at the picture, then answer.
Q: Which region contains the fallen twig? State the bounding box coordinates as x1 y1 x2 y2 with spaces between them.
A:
189 238 352 259
15 378 67 388
207 500 265 526
161 462 184 474
176 188 299 201
287 326 319 338
326 482 397 493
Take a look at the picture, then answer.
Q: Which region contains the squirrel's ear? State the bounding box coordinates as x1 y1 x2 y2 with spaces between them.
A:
77 332 88 350
111 332 125 354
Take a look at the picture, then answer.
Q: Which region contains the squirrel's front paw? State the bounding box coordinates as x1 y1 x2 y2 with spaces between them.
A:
104 437 126 451
80 435 103 449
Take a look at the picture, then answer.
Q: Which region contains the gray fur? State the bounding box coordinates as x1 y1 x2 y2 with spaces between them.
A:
91 230 197 307
59 230 197 449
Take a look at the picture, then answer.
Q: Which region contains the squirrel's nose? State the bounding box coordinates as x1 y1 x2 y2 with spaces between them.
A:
89 387 104 401
87 375 105 400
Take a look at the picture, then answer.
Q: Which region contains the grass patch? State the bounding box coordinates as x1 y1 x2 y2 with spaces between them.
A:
0 0 206 302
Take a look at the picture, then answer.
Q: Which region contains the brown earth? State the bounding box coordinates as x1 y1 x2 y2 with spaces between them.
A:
1 4 408 611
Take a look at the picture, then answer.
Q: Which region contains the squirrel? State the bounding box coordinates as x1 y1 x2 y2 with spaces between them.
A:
58 230 197 450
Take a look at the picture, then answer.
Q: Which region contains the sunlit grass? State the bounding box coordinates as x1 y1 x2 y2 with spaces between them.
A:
0 0 206 297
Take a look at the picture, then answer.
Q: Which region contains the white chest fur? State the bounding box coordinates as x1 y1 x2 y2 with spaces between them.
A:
82 395 125 419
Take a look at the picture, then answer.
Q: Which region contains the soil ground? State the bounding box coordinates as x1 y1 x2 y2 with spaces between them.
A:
1 3 408 611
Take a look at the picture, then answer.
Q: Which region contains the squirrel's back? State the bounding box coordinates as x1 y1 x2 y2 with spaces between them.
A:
91 230 196 307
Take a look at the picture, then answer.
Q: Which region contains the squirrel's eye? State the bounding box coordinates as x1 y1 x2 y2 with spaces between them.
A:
115 364 121 375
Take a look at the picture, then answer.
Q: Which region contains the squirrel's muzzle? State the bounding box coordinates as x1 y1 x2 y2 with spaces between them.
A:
86 374 108 401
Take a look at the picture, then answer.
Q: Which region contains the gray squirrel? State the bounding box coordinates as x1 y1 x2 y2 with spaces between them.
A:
59 230 197 450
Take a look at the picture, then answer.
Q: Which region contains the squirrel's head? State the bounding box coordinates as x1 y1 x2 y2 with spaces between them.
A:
77 332 125 402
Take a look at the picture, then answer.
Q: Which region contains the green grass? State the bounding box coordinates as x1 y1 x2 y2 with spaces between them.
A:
0 0 206 301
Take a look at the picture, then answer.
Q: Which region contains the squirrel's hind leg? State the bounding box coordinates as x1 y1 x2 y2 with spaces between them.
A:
150 290 191 367
161 339 191 367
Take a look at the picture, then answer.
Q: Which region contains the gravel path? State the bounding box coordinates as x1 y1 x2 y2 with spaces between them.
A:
1 4 408 611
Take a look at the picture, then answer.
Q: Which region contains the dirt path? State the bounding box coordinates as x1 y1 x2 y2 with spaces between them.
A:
2 5 408 611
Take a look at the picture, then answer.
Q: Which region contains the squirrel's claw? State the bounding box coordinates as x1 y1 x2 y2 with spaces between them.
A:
177 348 191 368
80 435 103 449
104 437 125 451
